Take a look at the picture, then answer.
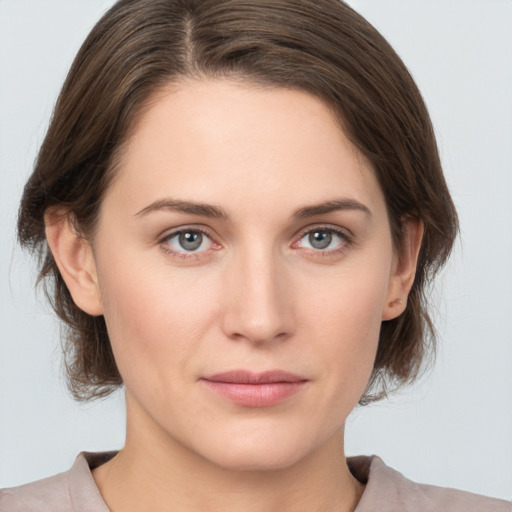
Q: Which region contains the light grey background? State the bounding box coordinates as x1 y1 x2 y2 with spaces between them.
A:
1 0 511 501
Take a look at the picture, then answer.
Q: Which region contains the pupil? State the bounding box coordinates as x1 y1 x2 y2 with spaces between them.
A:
179 231 202 251
309 231 332 249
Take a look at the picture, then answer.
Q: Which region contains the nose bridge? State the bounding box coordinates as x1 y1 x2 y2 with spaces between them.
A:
223 241 295 344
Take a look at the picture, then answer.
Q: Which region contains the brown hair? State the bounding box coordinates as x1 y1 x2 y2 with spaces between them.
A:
18 0 458 403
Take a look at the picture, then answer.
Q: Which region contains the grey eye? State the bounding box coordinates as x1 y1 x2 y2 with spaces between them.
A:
178 231 203 251
298 228 346 251
164 230 212 253
308 230 332 249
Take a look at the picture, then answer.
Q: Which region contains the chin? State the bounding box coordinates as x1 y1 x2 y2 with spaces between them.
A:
191 423 325 472
205 446 305 472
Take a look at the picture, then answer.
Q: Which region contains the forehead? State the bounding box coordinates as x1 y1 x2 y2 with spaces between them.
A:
107 79 386 220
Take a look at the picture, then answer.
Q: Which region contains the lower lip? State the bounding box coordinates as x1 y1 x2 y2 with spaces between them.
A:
200 380 307 407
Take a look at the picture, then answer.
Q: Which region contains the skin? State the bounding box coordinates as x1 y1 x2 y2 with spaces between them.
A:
46 79 422 512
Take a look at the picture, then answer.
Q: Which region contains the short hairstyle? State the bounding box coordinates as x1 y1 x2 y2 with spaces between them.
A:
17 0 458 403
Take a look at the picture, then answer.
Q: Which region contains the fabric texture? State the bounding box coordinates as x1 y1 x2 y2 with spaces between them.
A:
1 452 510 511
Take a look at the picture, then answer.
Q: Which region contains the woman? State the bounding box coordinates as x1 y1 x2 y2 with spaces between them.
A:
1 0 509 510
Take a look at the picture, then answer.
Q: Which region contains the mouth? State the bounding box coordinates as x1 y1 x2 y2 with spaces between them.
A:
200 370 309 407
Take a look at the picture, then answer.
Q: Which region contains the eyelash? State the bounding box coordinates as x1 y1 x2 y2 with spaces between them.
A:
157 224 353 261
158 227 218 261
292 225 353 258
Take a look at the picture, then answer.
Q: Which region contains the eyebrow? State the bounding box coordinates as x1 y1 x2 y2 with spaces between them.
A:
135 197 371 220
135 199 228 219
293 199 372 219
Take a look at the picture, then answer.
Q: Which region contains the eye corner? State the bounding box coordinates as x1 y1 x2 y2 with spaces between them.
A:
291 224 354 258
157 226 222 262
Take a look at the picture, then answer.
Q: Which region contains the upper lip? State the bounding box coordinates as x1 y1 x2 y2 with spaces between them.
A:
202 370 307 384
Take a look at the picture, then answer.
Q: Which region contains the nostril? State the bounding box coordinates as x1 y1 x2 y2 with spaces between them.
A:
223 312 294 345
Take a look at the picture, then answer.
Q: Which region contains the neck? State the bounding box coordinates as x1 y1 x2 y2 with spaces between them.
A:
93 396 364 512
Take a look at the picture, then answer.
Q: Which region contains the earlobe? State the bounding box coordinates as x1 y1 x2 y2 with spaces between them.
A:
45 210 103 316
382 219 424 321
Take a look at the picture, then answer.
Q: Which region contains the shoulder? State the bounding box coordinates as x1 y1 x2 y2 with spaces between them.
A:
349 455 511 512
1 470 71 512
0 452 114 512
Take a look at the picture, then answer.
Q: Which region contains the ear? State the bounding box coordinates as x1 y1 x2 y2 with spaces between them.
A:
45 210 103 316
382 219 424 321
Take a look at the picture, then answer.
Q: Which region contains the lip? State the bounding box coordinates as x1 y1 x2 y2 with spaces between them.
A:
200 370 308 407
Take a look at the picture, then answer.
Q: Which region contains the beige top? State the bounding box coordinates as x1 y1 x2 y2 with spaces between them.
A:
1 452 510 511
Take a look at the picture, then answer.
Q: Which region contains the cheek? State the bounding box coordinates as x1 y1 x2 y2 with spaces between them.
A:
297 258 391 397
301 257 390 346
95 255 219 389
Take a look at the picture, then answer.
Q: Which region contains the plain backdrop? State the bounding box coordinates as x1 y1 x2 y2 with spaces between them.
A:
1 0 511 501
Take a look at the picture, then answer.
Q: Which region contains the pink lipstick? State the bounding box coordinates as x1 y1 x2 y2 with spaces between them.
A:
200 370 308 407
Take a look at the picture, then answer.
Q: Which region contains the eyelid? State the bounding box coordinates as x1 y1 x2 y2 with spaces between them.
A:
293 223 353 243
157 225 221 259
157 225 214 244
156 223 353 260
291 223 354 255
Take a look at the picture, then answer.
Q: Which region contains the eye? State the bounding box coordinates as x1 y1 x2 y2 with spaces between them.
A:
162 229 213 253
296 228 348 251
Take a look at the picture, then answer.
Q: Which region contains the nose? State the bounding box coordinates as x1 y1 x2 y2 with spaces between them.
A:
221 247 296 345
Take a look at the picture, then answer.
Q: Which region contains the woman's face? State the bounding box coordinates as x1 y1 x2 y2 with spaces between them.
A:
82 80 411 470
